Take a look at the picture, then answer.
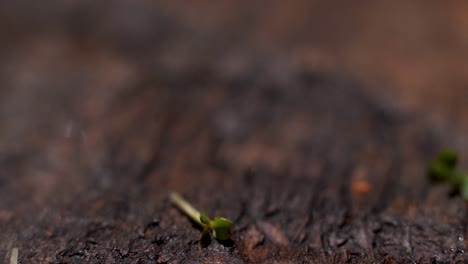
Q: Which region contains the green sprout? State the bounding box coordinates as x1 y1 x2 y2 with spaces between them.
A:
169 192 233 241
428 150 468 200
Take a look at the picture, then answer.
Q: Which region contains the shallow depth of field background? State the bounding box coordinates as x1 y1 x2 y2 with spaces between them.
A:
1 1 468 130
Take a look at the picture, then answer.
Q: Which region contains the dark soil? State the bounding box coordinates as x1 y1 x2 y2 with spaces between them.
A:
1 2 468 263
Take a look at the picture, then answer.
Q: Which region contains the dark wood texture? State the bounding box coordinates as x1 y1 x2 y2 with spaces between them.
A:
1 1 468 263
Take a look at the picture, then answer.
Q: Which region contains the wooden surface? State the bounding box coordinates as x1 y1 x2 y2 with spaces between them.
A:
1 1 468 263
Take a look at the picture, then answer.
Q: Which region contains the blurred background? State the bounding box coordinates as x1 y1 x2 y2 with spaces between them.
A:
1 1 468 128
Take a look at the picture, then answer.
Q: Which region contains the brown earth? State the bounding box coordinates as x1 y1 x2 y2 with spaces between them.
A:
1 1 468 263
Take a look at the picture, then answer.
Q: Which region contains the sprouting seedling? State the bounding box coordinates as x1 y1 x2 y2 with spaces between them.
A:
169 192 233 242
428 149 468 200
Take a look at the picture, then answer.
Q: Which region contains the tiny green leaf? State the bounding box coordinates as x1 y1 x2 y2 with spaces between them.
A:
459 175 468 200
211 217 233 240
437 149 458 169
200 213 210 225
427 150 468 201
428 162 453 182
449 170 465 188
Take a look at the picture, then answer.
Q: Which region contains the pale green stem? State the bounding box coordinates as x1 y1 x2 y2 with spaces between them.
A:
10 248 18 264
169 192 202 226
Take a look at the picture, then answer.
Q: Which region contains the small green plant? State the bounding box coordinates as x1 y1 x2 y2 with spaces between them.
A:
428 149 468 200
169 192 233 242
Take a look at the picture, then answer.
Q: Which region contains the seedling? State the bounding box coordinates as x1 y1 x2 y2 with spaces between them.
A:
428 150 468 200
169 192 233 242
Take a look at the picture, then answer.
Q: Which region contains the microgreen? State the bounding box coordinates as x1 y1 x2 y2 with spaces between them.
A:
428 150 468 200
169 192 233 242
